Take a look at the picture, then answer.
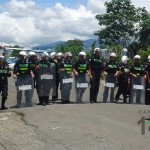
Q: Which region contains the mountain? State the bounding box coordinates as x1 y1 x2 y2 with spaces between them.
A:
83 39 100 50
32 39 100 50
32 41 66 50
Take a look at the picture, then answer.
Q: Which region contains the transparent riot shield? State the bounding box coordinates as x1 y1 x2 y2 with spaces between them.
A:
16 75 34 107
75 74 90 103
37 63 56 100
130 77 145 104
102 74 116 103
59 71 74 103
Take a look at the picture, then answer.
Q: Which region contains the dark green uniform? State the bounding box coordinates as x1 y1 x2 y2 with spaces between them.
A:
74 60 89 103
59 60 73 103
0 66 11 109
14 59 33 107
103 61 119 103
129 64 145 104
89 56 104 103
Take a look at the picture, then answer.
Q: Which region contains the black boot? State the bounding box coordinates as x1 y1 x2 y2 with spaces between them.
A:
36 97 43 105
1 97 8 110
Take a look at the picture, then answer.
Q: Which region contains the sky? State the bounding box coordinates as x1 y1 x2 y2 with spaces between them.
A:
0 0 150 47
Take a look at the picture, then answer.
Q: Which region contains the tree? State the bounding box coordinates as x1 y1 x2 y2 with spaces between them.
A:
138 13 150 49
11 50 21 57
95 0 139 48
55 39 83 59
141 46 150 64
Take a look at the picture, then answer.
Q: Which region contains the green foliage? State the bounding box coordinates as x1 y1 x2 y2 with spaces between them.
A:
55 39 83 59
109 44 123 62
141 46 150 64
95 0 150 60
11 50 21 57
139 14 150 49
95 0 139 47
13 45 21 48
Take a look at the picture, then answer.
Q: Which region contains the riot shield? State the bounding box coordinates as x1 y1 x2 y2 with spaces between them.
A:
75 74 90 103
16 75 34 107
37 63 56 99
102 74 116 103
130 77 145 104
59 71 74 103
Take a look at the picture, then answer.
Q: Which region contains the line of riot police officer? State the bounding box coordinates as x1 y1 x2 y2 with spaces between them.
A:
1 47 150 110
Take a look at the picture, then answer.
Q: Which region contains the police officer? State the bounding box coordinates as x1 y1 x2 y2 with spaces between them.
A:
59 52 73 104
130 55 145 104
89 48 104 103
57 52 64 65
115 56 130 104
13 51 34 108
28 51 38 87
0 56 11 110
36 52 50 106
103 52 119 103
49 52 59 102
144 55 150 105
74 51 92 103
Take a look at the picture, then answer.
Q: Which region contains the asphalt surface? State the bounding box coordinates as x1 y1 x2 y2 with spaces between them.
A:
0 76 150 150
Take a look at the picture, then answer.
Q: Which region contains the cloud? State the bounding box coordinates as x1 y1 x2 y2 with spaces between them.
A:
87 0 106 14
0 0 100 47
0 0 149 47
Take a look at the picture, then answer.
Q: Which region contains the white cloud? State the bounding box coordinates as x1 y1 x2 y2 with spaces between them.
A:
0 0 149 47
87 0 106 14
0 0 100 47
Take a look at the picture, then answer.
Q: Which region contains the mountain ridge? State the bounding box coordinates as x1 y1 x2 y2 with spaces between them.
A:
32 39 100 50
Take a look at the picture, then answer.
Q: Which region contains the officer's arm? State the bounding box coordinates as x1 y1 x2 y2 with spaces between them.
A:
13 62 18 79
7 68 11 77
129 66 137 78
59 63 65 72
87 64 92 79
73 63 78 76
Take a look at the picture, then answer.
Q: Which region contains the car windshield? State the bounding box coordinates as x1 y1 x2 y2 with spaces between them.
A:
7 57 17 64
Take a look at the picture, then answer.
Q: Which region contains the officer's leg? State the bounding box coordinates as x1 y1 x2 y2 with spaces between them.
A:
76 88 81 103
122 86 128 103
66 83 72 103
103 87 109 103
90 72 95 103
42 96 47 106
136 89 142 104
25 90 32 107
145 83 150 105
115 86 122 103
147 90 150 105
53 76 59 100
90 79 93 103
80 88 86 103
94 74 100 103
61 82 66 103
110 87 115 103
17 89 22 107
1 84 8 110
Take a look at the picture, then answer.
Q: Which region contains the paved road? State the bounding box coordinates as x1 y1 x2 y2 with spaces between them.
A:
0 77 150 150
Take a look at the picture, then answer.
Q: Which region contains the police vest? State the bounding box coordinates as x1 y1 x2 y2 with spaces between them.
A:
0 68 8 81
91 57 103 71
39 63 49 68
119 66 130 83
18 63 29 75
64 63 73 74
106 62 118 74
77 64 87 74
133 66 143 77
